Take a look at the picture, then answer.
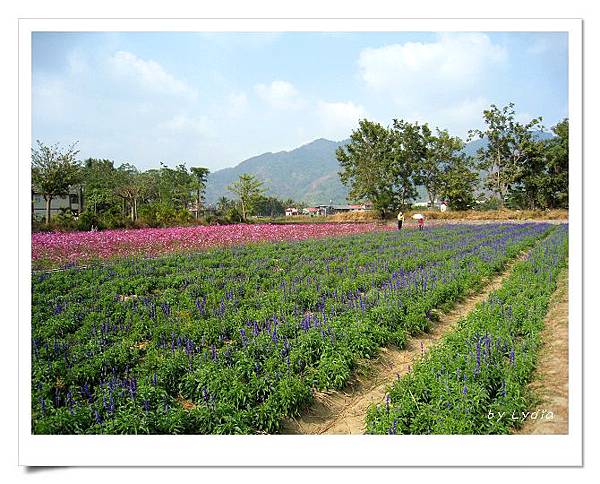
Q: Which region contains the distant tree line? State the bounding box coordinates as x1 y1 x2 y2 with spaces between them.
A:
31 143 297 230
31 146 212 230
336 102 569 217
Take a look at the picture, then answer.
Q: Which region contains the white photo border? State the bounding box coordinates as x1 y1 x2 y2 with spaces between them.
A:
18 17 583 467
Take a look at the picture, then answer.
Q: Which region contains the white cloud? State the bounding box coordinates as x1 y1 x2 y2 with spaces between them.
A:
158 114 215 138
381 96 489 140
254 80 304 110
316 101 366 139
109 50 197 99
427 97 489 137
358 33 507 108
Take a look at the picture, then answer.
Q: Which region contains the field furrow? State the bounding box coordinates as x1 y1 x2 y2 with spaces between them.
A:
365 225 568 434
282 250 532 434
517 267 569 434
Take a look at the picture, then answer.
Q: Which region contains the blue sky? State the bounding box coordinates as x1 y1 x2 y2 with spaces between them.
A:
32 31 568 172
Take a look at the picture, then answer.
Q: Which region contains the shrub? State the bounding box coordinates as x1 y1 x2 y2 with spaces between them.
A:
77 210 102 231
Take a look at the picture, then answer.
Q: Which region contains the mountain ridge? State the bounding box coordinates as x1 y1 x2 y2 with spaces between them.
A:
205 138 350 205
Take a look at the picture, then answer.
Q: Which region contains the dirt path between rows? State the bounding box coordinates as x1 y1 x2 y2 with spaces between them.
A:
281 253 531 435
517 268 569 435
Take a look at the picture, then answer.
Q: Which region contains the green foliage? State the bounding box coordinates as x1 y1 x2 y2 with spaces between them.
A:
33 157 213 230
156 163 195 210
190 166 211 219
52 209 78 231
81 158 121 215
474 197 501 211
337 119 392 217
469 103 544 208
389 119 422 209
224 205 244 223
227 173 266 222
216 196 233 214
416 127 466 207
137 202 193 228
253 196 286 217
31 140 82 223
76 210 102 231
544 118 569 209
509 118 569 210
113 163 143 222
337 119 421 217
439 155 479 210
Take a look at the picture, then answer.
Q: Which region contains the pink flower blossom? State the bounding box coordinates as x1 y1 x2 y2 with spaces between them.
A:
32 223 392 267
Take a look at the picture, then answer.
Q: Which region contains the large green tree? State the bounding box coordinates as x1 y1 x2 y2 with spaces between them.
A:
469 103 543 208
114 164 142 221
337 118 430 216
507 118 569 210
81 158 121 215
415 126 465 207
439 155 479 210
227 173 266 222
337 119 398 217
190 166 210 219
31 141 82 223
506 138 547 210
389 119 422 209
156 163 194 210
541 118 569 209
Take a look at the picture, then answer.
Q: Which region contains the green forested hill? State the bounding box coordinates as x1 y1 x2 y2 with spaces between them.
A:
205 138 349 205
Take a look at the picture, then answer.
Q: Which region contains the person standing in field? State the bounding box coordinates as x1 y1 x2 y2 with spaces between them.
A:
418 217 425 231
397 211 404 230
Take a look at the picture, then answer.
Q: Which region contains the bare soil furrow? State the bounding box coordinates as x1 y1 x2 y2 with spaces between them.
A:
517 268 569 434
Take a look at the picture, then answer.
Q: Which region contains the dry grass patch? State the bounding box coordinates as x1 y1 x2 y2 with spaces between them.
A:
411 209 568 221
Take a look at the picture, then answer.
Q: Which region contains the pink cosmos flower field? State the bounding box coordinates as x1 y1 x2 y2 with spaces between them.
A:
32 223 392 268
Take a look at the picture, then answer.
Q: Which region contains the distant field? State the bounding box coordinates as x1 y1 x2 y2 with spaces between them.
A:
413 209 568 221
271 209 568 224
31 223 392 270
